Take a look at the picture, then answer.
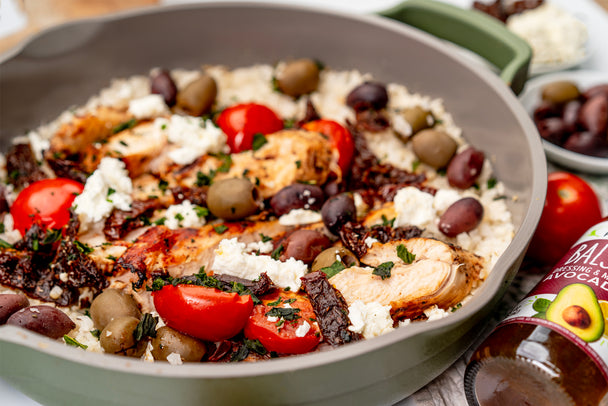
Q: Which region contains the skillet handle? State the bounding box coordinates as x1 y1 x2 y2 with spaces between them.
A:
379 0 531 94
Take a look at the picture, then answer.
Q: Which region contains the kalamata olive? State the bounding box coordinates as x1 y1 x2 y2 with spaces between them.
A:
151 326 207 363
89 289 142 331
411 129 458 168
311 247 360 272
100 316 147 357
536 118 568 144
447 147 485 189
281 229 332 264
400 106 434 137
346 82 388 111
541 81 580 105
582 84 608 101
321 193 356 235
0 293 30 324
438 197 484 238
176 74 217 116
562 100 582 133
207 178 261 220
563 132 608 157
533 101 561 122
150 69 178 107
7 306 76 339
270 183 325 216
276 59 320 98
578 95 608 135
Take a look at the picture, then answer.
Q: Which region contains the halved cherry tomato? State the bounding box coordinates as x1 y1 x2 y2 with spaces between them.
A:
244 291 321 354
302 119 354 175
10 178 84 236
152 284 253 342
217 103 284 153
526 172 603 266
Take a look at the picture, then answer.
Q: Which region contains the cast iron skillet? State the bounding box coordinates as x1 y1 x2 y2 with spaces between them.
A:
0 1 545 405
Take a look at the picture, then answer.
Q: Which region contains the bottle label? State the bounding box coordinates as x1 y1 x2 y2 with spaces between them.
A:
500 220 608 380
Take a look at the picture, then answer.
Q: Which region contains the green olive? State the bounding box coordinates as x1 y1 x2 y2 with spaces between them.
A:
399 106 434 139
151 326 207 363
311 247 360 273
90 289 141 331
206 177 261 220
176 74 217 116
411 129 458 169
541 81 580 105
277 59 320 97
100 316 147 357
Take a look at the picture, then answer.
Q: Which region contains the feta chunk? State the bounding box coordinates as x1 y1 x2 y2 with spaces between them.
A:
347 300 394 339
156 115 227 165
212 238 307 291
73 157 133 230
164 200 206 230
128 94 169 119
278 209 322 226
295 321 311 338
394 186 435 228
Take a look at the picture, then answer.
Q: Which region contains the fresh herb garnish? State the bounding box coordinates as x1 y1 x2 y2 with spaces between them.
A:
0 239 13 249
295 160 301 169
158 179 169 193
381 214 395 228
396 244 415 264
112 118 137 134
193 206 208 218
265 307 301 321
90 329 101 339
252 133 268 151
487 177 497 189
451 303 463 312
412 160 421 172
271 244 284 260
74 240 94 255
195 170 215 186
320 260 345 278
267 297 283 307
64 335 88 349
153 217 166 226
372 261 394 280
133 313 158 341
215 153 232 173
213 224 229 234
41 229 62 245
259 233 273 243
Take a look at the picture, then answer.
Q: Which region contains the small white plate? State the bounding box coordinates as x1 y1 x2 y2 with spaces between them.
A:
519 70 608 175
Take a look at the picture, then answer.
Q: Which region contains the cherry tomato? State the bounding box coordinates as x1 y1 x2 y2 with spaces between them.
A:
244 291 321 354
526 172 603 266
302 119 354 174
152 284 253 342
217 103 284 153
10 178 84 236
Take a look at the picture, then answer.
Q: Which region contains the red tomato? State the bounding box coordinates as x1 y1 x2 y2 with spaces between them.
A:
244 291 321 354
152 284 253 342
526 172 603 266
217 103 284 153
10 178 84 236
302 119 354 175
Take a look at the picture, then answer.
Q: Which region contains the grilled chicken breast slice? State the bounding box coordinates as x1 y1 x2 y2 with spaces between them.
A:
329 238 484 320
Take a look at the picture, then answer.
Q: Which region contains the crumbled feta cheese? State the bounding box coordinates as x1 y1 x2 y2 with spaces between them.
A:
394 186 435 228
364 236 379 248
212 238 307 291
128 94 169 119
27 132 50 161
347 300 394 339
278 209 323 226
391 113 413 138
433 189 461 214
49 286 64 300
166 352 183 365
0 213 21 245
59 273 69 283
245 240 274 254
156 115 227 165
295 321 311 338
164 200 206 230
424 305 449 321
353 192 368 218
73 157 133 230
267 315 279 323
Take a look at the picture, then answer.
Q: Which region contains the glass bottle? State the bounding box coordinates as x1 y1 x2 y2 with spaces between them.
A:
464 219 608 406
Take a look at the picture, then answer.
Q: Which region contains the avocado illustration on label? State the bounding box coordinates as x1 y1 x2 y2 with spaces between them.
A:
546 284 604 342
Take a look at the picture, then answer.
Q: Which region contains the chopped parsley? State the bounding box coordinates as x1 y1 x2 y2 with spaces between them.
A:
213 224 229 234
90 329 101 339
0 239 13 249
271 244 284 260
41 229 62 245
381 214 395 228
63 335 88 349
372 261 394 280
215 153 232 173
396 244 415 264
252 133 268 151
412 160 421 172
259 233 273 243
112 118 137 134
295 160 301 169
153 217 166 226
487 177 497 189
320 260 345 278
451 303 463 312
265 307 301 321
174 213 185 222
158 179 169 193
193 206 208 218
230 338 267 362
74 240 94 255
195 170 215 186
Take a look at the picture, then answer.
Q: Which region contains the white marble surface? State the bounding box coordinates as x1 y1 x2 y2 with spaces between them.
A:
0 0 607 405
